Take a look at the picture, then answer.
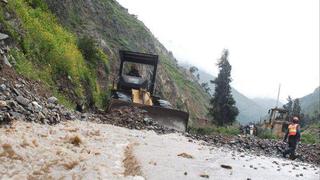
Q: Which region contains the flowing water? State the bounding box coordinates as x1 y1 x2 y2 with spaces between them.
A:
0 120 318 180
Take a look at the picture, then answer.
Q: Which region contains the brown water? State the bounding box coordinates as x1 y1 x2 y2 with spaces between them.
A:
0 121 143 179
0 121 318 180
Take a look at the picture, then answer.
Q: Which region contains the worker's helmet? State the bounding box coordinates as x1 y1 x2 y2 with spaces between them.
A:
293 116 299 122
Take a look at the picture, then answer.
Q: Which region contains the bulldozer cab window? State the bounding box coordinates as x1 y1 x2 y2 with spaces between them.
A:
122 62 154 83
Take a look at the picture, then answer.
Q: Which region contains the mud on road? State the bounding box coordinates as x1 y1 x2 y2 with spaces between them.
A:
0 120 319 180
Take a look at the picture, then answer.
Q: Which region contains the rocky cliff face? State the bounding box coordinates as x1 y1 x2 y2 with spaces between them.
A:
44 0 209 123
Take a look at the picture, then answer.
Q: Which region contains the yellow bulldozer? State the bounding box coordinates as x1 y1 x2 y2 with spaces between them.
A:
108 50 189 131
262 107 289 137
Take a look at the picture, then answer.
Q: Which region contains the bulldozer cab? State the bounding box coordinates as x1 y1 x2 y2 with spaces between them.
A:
268 108 288 123
265 108 289 136
117 50 158 94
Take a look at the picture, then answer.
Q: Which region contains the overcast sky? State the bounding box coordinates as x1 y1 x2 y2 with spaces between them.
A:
117 0 319 102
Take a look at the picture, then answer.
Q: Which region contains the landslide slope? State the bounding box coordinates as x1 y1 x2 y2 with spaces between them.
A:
44 0 210 122
0 0 210 123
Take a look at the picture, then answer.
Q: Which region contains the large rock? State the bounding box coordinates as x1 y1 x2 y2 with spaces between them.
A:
48 96 58 104
0 33 9 40
16 96 30 106
2 55 12 68
27 101 42 112
0 100 7 108
0 84 6 91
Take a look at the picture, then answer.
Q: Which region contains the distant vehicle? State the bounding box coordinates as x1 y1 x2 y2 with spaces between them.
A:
108 50 189 131
262 108 289 137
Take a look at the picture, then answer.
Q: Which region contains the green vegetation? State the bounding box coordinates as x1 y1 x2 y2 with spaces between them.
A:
161 56 208 103
301 133 317 144
161 56 210 121
1 0 110 109
209 49 239 126
189 126 240 136
301 122 320 144
256 129 278 140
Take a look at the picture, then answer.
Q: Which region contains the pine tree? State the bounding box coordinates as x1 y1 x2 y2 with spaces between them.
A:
283 96 293 119
292 98 301 118
208 49 238 126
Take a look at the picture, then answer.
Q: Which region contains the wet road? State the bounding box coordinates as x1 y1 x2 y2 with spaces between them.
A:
0 120 318 179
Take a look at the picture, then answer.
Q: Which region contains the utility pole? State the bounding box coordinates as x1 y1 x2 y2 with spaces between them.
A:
275 84 281 108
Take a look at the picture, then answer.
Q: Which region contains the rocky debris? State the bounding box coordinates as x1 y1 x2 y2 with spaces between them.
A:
92 106 176 134
185 133 320 165
0 68 77 125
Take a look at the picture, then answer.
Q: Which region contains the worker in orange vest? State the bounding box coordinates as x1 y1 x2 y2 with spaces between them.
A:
282 116 301 159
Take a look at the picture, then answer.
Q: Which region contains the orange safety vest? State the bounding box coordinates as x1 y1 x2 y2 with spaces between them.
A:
288 124 298 136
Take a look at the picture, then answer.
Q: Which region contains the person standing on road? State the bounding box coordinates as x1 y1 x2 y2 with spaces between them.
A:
283 116 301 159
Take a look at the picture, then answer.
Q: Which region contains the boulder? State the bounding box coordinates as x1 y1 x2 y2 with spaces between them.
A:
0 100 7 108
2 55 12 67
48 96 58 104
0 33 9 40
0 84 6 91
27 101 42 112
16 96 30 106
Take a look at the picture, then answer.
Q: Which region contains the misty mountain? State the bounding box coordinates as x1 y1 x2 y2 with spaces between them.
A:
300 87 320 116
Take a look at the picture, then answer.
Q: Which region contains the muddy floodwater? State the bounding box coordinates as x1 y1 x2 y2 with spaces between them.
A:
0 120 319 180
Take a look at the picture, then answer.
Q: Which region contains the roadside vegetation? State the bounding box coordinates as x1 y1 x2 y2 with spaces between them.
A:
256 128 278 140
301 122 320 144
188 125 240 136
0 0 110 109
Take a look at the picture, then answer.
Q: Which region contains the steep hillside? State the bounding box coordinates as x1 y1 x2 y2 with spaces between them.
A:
0 0 110 109
196 69 266 124
300 87 320 116
0 0 210 124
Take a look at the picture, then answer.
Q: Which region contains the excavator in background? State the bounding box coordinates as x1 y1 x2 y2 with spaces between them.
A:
108 50 189 131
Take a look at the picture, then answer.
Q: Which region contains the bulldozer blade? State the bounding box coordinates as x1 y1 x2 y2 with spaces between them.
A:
108 99 189 132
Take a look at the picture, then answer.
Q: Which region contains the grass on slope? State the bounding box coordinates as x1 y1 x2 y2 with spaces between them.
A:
301 122 320 144
0 0 110 109
161 56 209 120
